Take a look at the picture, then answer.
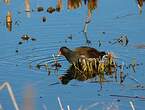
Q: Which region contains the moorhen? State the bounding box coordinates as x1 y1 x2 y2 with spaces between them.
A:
59 46 106 64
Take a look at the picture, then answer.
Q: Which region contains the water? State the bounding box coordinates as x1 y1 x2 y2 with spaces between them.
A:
0 0 145 110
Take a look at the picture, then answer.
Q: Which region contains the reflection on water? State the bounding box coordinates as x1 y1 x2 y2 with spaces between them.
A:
58 51 143 85
6 11 12 32
1 0 145 109
56 0 62 12
67 0 97 17
25 0 31 17
4 0 10 5
67 0 82 10
34 0 98 15
59 54 115 85
4 0 144 32
23 86 34 110
137 0 145 14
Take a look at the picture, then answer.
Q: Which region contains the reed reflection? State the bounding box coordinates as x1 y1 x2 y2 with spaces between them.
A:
67 0 97 13
137 0 145 14
6 11 12 32
67 0 82 10
25 0 31 17
4 0 10 5
87 0 97 17
56 0 63 12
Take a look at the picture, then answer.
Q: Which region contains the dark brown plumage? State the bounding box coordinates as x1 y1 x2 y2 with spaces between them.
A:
59 46 106 64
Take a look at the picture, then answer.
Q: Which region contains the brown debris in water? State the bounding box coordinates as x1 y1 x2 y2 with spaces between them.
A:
21 34 30 41
17 34 36 45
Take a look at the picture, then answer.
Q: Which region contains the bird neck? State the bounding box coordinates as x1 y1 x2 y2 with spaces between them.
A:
64 50 77 64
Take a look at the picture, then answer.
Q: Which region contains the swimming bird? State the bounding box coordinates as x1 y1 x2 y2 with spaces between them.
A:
59 46 106 64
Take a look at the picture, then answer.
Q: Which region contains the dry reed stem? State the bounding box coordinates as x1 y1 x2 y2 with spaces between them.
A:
57 97 64 110
129 100 135 110
67 105 71 110
0 82 19 110
0 104 3 110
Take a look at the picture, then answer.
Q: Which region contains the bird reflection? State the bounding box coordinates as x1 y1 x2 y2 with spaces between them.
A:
59 64 97 85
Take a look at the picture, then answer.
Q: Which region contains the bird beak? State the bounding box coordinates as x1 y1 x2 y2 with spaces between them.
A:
58 76 62 80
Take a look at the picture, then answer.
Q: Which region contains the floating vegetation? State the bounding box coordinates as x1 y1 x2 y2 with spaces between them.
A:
109 35 129 46
47 7 56 13
6 11 12 32
29 54 63 75
18 34 36 45
16 34 37 53
37 6 44 12
21 34 30 41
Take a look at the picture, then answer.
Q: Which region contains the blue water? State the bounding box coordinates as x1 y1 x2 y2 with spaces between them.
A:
0 0 145 110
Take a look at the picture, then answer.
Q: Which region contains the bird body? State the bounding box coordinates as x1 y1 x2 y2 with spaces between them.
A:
59 46 106 64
